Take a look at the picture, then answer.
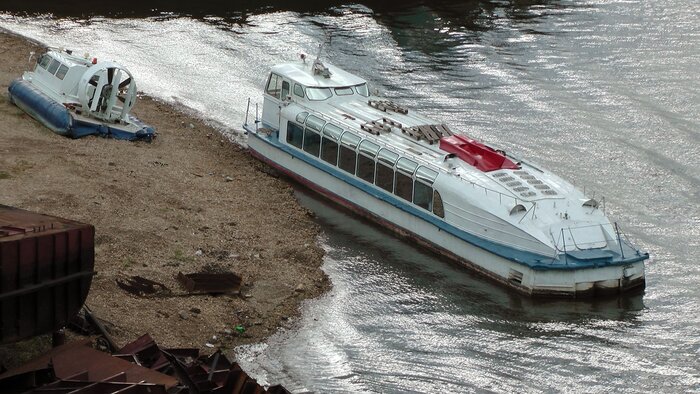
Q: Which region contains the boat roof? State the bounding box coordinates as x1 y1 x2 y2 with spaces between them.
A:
45 49 92 68
271 61 366 88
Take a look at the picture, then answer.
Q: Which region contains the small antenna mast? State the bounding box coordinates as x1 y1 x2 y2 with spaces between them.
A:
312 33 333 78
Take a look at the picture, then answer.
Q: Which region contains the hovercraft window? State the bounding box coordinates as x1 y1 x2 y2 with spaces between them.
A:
38 54 51 70
433 190 445 218
306 87 333 101
335 87 354 96
47 59 61 75
266 73 283 99
286 121 304 149
294 83 305 98
55 64 69 80
413 181 433 211
354 83 369 97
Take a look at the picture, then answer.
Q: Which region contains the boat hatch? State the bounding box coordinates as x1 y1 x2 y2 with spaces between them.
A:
439 135 520 172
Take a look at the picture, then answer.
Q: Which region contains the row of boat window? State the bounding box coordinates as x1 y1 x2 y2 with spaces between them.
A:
267 73 369 102
37 54 69 81
285 113 445 218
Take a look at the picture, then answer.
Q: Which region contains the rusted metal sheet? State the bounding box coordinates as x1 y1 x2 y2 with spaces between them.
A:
0 340 178 391
0 335 290 394
177 271 241 294
0 205 95 344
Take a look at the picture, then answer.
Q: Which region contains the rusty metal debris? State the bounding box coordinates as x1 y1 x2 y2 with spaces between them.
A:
0 205 95 344
177 271 241 295
116 276 170 297
0 335 289 394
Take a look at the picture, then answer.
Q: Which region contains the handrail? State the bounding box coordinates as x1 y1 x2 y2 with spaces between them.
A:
550 222 619 255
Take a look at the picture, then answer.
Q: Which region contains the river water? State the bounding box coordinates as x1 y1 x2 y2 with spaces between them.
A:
1 1 698 392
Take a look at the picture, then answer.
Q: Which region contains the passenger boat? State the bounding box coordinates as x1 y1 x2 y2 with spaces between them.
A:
243 54 648 298
8 48 154 141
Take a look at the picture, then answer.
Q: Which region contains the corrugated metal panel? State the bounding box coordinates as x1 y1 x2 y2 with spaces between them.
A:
0 205 95 344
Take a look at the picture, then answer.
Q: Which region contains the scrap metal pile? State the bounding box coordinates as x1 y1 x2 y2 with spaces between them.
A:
0 334 289 394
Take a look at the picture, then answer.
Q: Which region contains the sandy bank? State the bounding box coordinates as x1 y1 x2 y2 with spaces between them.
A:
0 30 328 356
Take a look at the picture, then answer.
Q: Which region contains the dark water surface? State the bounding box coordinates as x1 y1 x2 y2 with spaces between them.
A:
1 1 698 392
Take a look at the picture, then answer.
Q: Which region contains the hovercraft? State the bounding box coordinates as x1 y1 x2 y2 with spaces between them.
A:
8 48 154 141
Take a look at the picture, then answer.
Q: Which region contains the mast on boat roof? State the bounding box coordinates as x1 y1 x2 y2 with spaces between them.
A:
312 34 332 79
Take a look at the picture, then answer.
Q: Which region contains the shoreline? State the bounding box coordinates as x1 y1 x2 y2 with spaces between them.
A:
0 30 329 364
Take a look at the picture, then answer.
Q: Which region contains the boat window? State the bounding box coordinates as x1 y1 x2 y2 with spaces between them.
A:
266 73 283 99
357 154 375 184
303 127 321 157
359 140 380 157
396 157 418 175
335 87 354 96
375 163 394 192
296 112 309 123
338 144 357 174
340 132 361 148
323 124 343 140
413 181 433 211
38 54 51 70
416 166 438 184
281 81 291 100
321 137 339 165
377 149 399 165
433 190 445 218
306 87 333 101
294 83 305 98
55 64 69 80
394 172 413 202
286 121 304 149
47 59 61 75
305 115 325 132
354 83 369 97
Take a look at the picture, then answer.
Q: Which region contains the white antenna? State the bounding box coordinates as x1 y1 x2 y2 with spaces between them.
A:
312 33 333 78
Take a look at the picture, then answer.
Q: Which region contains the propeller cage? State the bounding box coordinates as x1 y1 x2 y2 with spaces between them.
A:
77 61 137 122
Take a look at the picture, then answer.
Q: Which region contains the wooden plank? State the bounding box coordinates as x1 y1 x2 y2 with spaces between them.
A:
419 125 439 144
440 123 454 136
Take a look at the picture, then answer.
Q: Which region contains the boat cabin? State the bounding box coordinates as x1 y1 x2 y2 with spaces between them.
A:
262 62 370 129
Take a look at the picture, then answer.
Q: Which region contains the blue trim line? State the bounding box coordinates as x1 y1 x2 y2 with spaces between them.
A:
245 125 649 271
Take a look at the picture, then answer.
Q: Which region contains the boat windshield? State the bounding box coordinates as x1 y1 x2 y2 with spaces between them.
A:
306 87 333 101
354 83 369 97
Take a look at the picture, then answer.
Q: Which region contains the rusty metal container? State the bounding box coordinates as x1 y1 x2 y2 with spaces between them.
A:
0 205 94 344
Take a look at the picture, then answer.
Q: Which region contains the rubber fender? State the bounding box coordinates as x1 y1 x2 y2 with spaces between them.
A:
8 79 72 135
